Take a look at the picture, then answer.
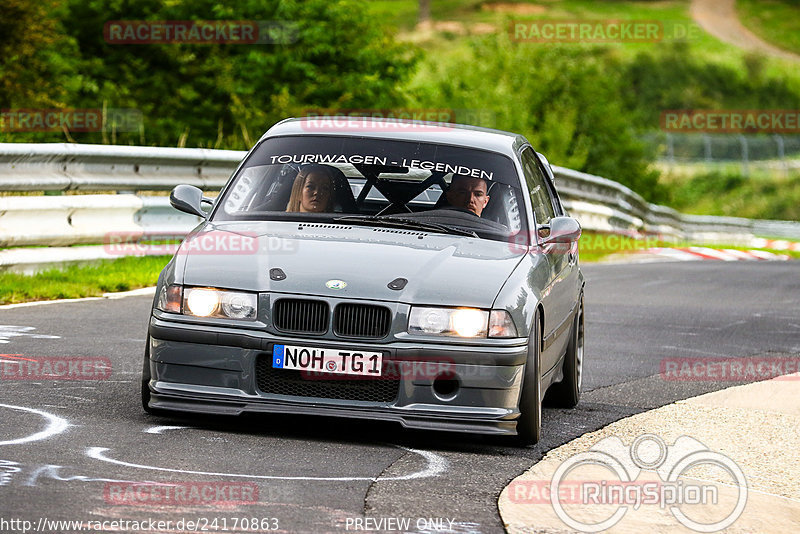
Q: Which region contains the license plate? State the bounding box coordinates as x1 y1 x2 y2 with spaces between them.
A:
272 344 383 377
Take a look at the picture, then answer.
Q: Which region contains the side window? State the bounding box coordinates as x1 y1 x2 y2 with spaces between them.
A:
520 148 556 226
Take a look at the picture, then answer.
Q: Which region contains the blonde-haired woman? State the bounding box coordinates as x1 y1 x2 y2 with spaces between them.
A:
285 165 335 213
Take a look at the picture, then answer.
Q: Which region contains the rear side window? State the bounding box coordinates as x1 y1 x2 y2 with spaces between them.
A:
520 148 556 226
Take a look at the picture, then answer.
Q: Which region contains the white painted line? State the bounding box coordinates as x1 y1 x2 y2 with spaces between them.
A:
0 287 156 310
389 447 450 481
0 326 60 343
103 287 156 299
144 425 188 434
86 444 448 482
0 404 71 446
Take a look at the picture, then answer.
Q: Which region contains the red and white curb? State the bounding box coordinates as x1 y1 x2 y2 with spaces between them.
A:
633 247 790 262
750 238 800 251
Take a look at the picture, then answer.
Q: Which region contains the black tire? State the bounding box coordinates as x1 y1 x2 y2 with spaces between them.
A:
545 294 584 408
515 310 542 446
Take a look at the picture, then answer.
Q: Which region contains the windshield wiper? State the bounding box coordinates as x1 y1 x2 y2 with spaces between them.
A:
334 215 478 237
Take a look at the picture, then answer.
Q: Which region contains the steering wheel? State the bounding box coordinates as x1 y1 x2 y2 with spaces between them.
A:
439 206 481 217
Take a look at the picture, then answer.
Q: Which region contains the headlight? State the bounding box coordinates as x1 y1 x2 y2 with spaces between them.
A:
182 287 257 320
408 307 489 338
408 307 518 338
185 288 220 317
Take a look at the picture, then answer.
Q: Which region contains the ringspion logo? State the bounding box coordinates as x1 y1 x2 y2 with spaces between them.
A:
510 434 748 532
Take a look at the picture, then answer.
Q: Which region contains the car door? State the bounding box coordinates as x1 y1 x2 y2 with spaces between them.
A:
520 147 573 374
536 152 582 304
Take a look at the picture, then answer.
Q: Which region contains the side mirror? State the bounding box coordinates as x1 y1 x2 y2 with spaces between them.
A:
170 184 209 218
539 216 581 243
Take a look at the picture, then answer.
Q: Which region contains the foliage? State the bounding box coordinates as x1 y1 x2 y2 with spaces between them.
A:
0 0 77 109
663 170 800 221
1 0 417 148
410 36 663 200
620 42 800 128
737 0 800 56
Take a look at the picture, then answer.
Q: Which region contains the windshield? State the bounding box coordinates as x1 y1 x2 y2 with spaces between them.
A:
213 135 527 242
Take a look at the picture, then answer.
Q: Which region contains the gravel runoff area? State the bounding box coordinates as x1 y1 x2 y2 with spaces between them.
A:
499 372 800 532
691 0 800 62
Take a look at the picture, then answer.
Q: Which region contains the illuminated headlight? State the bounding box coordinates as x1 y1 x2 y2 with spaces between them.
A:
408 307 518 338
408 307 489 338
182 287 257 320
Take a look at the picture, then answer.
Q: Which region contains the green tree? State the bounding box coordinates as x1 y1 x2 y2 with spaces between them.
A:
0 0 82 133
12 0 416 147
411 36 662 200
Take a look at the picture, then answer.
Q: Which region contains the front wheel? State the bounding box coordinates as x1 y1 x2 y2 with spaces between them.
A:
546 294 584 408
515 311 542 445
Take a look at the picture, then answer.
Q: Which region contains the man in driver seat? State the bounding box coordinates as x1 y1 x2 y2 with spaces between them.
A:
445 174 490 217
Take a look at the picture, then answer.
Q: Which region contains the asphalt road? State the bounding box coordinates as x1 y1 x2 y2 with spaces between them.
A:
0 261 798 534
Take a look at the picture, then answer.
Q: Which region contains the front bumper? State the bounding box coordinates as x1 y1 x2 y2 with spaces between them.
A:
146 316 528 436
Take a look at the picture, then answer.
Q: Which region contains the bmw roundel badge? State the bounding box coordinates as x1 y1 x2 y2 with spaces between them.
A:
326 279 347 290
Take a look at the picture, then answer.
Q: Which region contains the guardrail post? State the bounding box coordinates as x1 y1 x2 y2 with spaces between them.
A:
738 134 749 177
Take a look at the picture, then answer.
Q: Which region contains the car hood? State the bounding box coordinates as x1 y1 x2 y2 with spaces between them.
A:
178 221 525 307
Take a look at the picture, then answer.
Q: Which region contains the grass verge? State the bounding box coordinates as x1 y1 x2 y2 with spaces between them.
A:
0 234 795 306
0 255 170 305
578 231 800 263
737 0 800 56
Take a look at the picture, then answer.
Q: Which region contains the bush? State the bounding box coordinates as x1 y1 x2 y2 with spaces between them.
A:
411 36 663 200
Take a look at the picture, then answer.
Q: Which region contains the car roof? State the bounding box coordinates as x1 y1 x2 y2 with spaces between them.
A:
260 116 531 158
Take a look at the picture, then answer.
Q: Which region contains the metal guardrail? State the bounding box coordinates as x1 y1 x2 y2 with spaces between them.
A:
0 143 244 192
0 143 798 272
552 165 800 241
